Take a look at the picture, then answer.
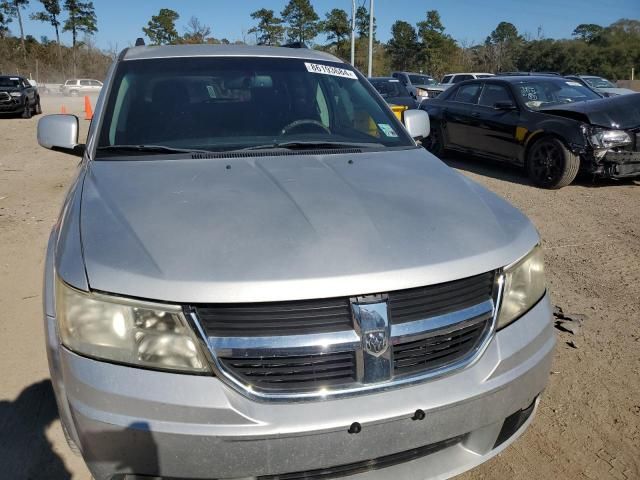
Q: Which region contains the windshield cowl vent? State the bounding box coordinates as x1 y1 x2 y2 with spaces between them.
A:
191 148 362 160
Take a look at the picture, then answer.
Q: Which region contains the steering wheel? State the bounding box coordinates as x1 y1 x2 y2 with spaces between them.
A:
280 119 331 135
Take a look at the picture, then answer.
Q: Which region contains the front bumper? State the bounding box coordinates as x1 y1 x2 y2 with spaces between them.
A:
601 151 640 178
0 100 25 113
46 295 555 480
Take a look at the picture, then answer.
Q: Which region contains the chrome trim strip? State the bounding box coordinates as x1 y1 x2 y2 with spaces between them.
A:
197 273 504 402
390 300 493 342
210 330 360 356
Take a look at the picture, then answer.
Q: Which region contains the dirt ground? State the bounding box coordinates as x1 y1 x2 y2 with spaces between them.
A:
0 95 638 480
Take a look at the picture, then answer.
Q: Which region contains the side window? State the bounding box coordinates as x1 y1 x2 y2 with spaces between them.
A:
452 74 473 84
441 75 452 84
478 84 512 107
455 83 482 104
90 80 101 86
80 80 91 86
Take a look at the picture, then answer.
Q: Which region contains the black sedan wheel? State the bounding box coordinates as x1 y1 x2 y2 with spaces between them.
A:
526 137 580 189
424 123 445 157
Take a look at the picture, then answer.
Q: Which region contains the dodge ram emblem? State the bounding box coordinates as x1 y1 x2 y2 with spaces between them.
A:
364 329 388 357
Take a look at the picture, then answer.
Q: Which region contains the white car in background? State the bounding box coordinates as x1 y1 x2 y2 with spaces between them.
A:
440 72 495 88
61 78 103 96
565 75 635 97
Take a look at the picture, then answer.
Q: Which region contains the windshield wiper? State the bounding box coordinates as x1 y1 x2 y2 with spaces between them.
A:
96 145 212 155
239 141 383 151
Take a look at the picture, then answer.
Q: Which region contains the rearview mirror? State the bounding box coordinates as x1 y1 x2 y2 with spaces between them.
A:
37 114 84 156
403 109 430 140
494 100 517 110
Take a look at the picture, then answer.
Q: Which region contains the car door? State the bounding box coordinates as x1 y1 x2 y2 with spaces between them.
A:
442 82 483 150
79 79 92 93
472 82 522 161
21 79 34 105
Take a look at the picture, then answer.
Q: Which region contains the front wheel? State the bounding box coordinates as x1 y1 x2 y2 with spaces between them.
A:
35 97 42 115
21 103 32 119
423 122 445 157
526 137 580 189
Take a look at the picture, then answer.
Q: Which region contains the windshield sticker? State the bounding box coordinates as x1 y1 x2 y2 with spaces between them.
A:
304 62 358 80
520 86 538 100
378 123 398 137
10 77 19 80
389 79 400 82
206 85 217 98
566 81 582 87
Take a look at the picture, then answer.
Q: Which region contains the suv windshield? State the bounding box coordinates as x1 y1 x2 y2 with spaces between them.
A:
583 77 616 89
98 57 413 156
0 77 21 88
513 79 601 110
408 74 436 85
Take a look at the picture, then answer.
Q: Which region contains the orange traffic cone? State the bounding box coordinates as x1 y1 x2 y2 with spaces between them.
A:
84 96 93 120
60 105 67 114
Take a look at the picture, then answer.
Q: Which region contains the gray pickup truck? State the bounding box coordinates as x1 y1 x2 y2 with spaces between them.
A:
38 44 554 480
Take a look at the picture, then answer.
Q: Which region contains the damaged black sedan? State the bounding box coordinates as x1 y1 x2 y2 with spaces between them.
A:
422 75 640 188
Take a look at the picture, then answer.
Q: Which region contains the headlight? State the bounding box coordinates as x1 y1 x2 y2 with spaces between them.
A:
497 245 546 329
55 278 210 373
9 92 23 97
588 128 632 149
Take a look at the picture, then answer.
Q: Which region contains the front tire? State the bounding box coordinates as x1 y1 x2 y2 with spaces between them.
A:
526 137 580 189
21 103 32 119
424 123 445 157
35 97 42 115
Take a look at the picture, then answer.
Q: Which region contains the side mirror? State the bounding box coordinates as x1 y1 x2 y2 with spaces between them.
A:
403 109 430 140
37 114 84 156
494 100 517 111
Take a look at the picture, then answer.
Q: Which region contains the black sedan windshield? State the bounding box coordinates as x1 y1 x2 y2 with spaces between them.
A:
98 57 413 156
370 79 410 98
513 79 601 110
408 74 436 85
584 77 616 89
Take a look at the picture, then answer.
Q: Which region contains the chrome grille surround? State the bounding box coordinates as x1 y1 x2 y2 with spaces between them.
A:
189 272 503 402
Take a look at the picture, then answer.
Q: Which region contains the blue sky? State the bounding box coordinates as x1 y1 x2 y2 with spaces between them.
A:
11 0 640 50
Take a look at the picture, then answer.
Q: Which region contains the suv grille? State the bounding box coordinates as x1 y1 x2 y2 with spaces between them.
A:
190 271 497 399
219 351 356 392
393 319 490 376
195 297 353 337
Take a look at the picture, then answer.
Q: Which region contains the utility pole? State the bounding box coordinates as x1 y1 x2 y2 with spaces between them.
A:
367 0 374 77
350 0 356 66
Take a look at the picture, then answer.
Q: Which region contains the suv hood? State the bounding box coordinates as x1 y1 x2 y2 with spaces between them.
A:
540 93 640 129
78 148 538 303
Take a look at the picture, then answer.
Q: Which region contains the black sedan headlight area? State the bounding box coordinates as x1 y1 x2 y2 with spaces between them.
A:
55 278 211 373
587 127 633 149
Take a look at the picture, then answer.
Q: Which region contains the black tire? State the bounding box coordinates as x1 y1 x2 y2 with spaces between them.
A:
70 89 78 97
526 137 580 189
424 122 445 157
35 97 42 115
21 103 32 119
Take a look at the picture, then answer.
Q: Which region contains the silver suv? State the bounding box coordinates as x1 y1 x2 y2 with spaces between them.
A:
38 45 554 480
61 78 103 96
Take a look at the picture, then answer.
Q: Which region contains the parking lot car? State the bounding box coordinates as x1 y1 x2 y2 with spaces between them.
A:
369 76 418 109
440 72 494 87
0 75 42 118
566 75 635 97
38 44 554 480
391 71 441 100
61 78 103 96
422 75 640 188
